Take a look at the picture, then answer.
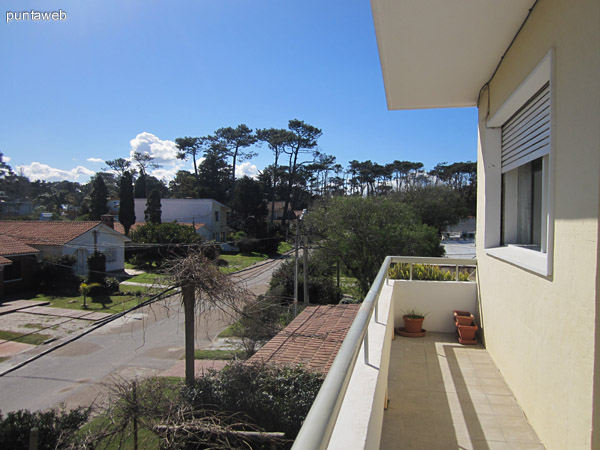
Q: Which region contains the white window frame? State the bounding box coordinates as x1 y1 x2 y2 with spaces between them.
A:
484 50 554 277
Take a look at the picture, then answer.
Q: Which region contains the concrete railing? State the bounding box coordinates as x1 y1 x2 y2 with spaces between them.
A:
292 256 478 450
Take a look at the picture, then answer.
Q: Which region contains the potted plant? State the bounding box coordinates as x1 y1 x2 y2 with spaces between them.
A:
453 309 478 344
397 308 427 337
453 310 474 326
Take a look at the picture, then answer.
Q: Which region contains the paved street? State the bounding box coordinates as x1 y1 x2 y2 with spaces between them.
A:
0 254 288 413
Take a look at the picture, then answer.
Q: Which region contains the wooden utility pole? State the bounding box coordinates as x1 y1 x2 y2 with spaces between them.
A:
303 235 309 305
183 285 195 385
294 219 299 316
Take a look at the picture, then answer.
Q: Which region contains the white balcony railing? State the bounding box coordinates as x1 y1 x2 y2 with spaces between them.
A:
292 256 477 450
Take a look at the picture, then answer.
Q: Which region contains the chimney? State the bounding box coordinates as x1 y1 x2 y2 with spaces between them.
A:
101 214 115 229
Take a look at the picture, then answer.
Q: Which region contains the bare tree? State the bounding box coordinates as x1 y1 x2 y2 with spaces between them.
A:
164 250 250 385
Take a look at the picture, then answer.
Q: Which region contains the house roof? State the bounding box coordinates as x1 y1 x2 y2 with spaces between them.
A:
371 0 537 109
248 304 361 374
0 221 104 246
0 234 40 257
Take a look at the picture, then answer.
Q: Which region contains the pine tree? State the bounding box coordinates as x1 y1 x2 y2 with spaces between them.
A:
119 171 136 235
145 189 161 224
134 173 147 198
89 175 108 220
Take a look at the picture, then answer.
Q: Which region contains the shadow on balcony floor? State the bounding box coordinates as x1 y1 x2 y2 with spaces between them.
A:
381 332 545 450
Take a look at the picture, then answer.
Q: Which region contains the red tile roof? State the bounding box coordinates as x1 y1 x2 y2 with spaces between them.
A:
0 233 40 257
248 304 361 374
0 256 11 265
0 221 101 246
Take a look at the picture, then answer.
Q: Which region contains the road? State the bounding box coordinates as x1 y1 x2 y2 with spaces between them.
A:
0 254 289 413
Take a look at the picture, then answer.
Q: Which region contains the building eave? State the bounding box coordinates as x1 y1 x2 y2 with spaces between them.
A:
370 0 537 110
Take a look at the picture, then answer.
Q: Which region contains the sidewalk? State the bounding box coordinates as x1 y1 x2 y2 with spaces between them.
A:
0 300 50 316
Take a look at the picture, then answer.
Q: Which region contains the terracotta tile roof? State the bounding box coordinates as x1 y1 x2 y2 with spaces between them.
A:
114 221 205 235
0 221 101 246
0 233 40 257
0 256 12 265
248 304 361 374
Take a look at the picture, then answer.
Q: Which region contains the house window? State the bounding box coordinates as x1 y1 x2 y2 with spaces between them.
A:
4 261 21 281
485 52 553 276
214 211 219 223
103 247 117 263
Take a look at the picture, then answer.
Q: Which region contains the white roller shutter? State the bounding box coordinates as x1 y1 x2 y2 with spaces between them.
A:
501 82 550 173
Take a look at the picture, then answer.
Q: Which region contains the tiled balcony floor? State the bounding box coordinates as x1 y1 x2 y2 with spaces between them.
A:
380 332 545 450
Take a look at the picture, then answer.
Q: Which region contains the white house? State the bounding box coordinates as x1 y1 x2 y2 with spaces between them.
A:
132 198 230 243
0 220 130 276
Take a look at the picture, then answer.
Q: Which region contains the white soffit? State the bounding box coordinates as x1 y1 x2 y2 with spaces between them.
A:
371 0 537 110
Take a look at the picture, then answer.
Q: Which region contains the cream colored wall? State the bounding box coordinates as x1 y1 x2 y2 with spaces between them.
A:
476 1 600 448
328 282 394 450
392 280 478 332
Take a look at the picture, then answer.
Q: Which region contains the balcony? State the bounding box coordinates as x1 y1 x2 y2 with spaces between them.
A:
293 257 544 450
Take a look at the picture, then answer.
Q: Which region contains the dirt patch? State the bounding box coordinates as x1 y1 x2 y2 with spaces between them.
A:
0 312 91 339
0 340 35 357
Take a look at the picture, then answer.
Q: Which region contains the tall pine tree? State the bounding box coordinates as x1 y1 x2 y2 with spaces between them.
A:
89 175 108 220
145 189 162 224
119 171 135 235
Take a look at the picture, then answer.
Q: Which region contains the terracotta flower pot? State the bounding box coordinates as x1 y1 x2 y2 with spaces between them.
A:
456 322 478 341
403 315 425 334
454 310 475 326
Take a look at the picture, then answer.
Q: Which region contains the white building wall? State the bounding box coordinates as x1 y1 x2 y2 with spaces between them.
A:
133 198 229 241
476 1 600 448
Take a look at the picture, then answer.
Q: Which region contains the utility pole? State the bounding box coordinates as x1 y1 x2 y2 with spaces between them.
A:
303 235 309 305
294 218 299 317
183 285 195 386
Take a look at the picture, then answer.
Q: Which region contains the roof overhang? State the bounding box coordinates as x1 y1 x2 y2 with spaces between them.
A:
370 0 537 110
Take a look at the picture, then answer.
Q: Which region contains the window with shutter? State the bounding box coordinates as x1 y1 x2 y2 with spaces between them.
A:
484 51 554 276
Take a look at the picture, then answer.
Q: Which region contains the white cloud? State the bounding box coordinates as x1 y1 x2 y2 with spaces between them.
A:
87 157 104 163
3 156 11 163
236 162 258 179
129 132 179 163
17 162 95 182
151 163 188 182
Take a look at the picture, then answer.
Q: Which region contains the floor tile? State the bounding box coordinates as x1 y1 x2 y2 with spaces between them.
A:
381 332 545 450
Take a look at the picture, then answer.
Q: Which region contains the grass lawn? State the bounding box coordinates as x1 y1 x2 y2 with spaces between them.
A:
219 252 269 274
81 416 160 450
217 322 243 338
277 241 293 254
194 349 244 360
0 329 52 346
32 293 148 315
126 272 169 285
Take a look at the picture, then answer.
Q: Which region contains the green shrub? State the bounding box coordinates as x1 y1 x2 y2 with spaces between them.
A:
182 362 324 440
388 263 471 281
87 251 106 284
104 277 120 294
128 222 215 268
80 282 106 297
269 257 342 305
0 407 89 450
35 255 80 292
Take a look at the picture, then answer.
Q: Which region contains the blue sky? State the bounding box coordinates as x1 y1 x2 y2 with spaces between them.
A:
0 0 477 183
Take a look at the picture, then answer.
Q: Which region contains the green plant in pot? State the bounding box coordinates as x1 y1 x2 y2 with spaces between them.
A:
402 308 427 334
